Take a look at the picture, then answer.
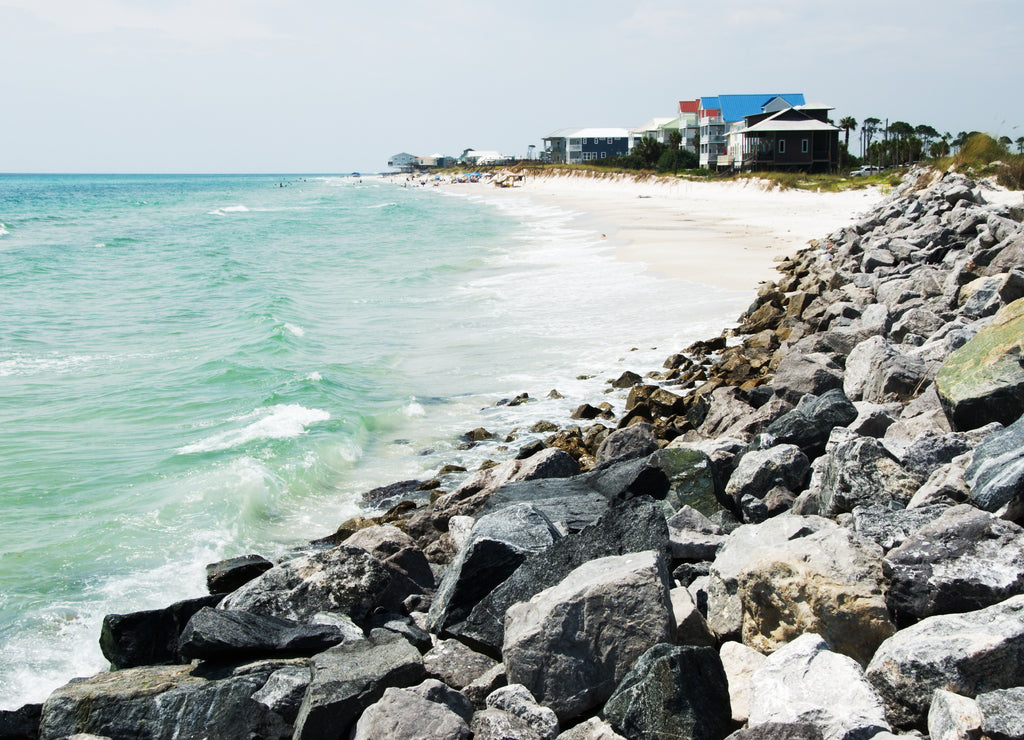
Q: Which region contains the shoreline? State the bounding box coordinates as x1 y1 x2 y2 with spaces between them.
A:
439 172 887 291
14 169 1024 739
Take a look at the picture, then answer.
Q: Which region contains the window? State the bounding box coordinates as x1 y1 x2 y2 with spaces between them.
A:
778 140 786 154
601 152 606 158
801 139 809 153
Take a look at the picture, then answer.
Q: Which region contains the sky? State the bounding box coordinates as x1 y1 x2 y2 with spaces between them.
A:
1 0 1022 173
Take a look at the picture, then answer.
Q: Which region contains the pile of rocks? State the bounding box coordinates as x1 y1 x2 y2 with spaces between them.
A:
5 170 1024 740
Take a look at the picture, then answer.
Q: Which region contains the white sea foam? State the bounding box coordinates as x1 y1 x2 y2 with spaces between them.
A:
365 202 397 209
306 371 322 382
0 222 9 237
0 353 98 377
283 322 305 337
177 404 330 454
401 399 425 418
208 205 250 216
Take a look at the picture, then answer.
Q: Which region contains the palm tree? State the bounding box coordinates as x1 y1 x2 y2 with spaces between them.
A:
861 118 881 159
839 117 857 149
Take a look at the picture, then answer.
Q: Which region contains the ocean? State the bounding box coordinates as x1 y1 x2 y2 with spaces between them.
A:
0 173 747 708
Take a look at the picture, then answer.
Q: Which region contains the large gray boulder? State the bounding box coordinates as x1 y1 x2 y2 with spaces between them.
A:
602 644 732 740
817 436 920 516
219 544 392 623
721 641 767 725
865 595 1024 731
977 687 1024 740
454 497 669 653
99 594 221 670
350 680 473 740
763 389 858 459
964 415 1024 518
293 629 425 740
485 684 560 740
555 717 627 739
503 550 675 721
178 608 348 661
595 423 659 464
883 505 1024 624
844 336 932 403
852 503 950 552
748 633 890 740
771 352 845 405
427 503 561 634
725 444 810 505
38 660 293 740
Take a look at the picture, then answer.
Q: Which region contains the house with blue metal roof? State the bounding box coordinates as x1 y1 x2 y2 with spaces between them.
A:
698 94 806 168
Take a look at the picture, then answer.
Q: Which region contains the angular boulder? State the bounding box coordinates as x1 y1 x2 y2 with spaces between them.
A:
427 503 560 635
602 644 732 740
38 660 292 740
964 415 1024 518
99 594 222 670
763 389 858 459
351 682 472 740
205 554 274 594
935 297 1024 430
883 505 1024 625
218 544 392 623
503 550 674 721
844 336 931 404
771 352 845 405
817 436 920 516
455 497 669 654
977 687 1024 740
748 633 890 740
423 638 499 690
485 684 560 740
927 689 982 740
594 423 659 465
293 629 425 740
865 595 1024 730
177 607 348 661
725 444 810 505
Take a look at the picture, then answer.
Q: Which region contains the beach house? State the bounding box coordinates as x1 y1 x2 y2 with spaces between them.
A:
730 102 840 172
387 152 418 172
542 128 631 164
697 94 805 168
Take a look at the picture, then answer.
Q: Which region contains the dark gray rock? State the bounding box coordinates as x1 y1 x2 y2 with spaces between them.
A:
865 595 1024 731
655 447 727 517
667 505 725 561
39 660 293 740
595 423 659 465
0 703 41 740
726 724 824 740
817 436 920 516
883 505 1024 625
556 717 628 739
99 594 222 670
478 479 610 534
771 352 845 405
427 503 560 634
219 544 392 623
293 629 425 740
365 611 432 652
899 430 973 481
764 389 858 458
579 453 671 505
454 497 669 654
965 415 1024 518
602 644 732 740
205 554 274 594
343 525 435 612
725 444 810 505
503 551 675 721
177 608 348 661
977 687 1024 740
251 664 311 727
851 503 949 551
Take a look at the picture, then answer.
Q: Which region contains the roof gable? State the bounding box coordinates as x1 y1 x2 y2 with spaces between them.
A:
714 94 806 122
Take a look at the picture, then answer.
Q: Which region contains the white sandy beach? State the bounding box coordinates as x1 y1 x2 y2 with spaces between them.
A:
487 173 888 292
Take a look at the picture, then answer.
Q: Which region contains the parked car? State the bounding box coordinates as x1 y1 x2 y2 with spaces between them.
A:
851 166 880 177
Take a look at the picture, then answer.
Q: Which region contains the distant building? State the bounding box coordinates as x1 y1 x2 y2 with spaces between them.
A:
542 128 630 164
697 94 805 168
387 152 418 172
731 102 840 172
459 149 513 166
629 118 677 149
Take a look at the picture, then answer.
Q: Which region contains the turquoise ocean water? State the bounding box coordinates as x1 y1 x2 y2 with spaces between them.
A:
0 174 747 708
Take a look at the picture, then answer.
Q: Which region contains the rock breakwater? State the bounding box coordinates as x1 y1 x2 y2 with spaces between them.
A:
5 170 1024 740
